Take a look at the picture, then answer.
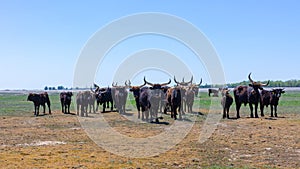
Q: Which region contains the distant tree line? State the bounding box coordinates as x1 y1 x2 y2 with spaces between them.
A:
44 85 69 90
202 79 300 88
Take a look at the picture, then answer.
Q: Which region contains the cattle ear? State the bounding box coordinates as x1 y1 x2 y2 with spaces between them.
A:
281 91 285 94
150 87 153 89
129 89 133 91
248 84 253 87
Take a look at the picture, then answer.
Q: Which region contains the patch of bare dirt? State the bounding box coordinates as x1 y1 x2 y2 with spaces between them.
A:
0 111 299 168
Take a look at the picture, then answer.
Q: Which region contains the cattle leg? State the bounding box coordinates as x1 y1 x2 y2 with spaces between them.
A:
77 104 80 116
270 105 274 117
102 102 106 113
274 105 278 117
254 103 259 118
61 101 64 113
249 104 254 118
226 107 230 119
41 104 46 115
67 104 70 114
223 108 226 119
36 105 40 116
95 102 98 112
260 104 265 117
110 101 114 112
138 111 140 119
235 103 241 119
80 105 85 117
34 105 37 116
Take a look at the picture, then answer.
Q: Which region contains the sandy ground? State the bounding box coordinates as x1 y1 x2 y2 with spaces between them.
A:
0 110 299 169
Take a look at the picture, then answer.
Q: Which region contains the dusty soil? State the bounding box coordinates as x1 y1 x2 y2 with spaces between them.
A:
0 110 299 169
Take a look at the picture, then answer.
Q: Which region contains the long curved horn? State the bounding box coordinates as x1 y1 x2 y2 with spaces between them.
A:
160 79 171 86
112 82 117 87
174 76 180 84
139 80 146 88
189 76 193 84
125 80 128 87
248 73 254 83
144 77 154 86
197 78 203 86
261 80 270 86
94 83 99 88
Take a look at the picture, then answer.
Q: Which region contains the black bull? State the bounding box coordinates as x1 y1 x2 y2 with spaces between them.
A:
60 92 73 114
27 92 51 116
138 77 171 122
233 73 269 118
260 88 285 117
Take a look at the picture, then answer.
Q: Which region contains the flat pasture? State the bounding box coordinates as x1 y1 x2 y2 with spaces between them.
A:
0 90 299 168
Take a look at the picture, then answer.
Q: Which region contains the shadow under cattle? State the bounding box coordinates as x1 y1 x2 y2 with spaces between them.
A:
189 111 206 116
226 117 239 120
120 112 134 116
150 121 170 125
64 112 76 116
77 115 95 118
265 117 278 120
100 111 114 114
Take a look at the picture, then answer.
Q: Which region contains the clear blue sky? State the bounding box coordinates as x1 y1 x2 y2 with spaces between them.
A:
0 0 299 89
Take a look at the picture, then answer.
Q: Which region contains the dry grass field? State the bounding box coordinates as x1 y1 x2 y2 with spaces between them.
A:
0 91 299 169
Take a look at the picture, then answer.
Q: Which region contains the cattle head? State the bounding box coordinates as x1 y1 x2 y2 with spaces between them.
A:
112 81 128 94
188 78 202 96
221 88 230 96
128 80 146 98
248 73 269 90
174 76 193 86
27 93 35 101
272 88 285 98
144 77 171 90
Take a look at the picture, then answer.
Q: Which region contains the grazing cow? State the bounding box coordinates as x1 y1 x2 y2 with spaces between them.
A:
27 92 51 116
128 81 146 118
141 77 171 122
208 88 222 97
233 73 269 118
112 82 128 114
92 84 114 113
60 92 73 114
221 89 233 119
76 91 90 116
260 88 285 117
